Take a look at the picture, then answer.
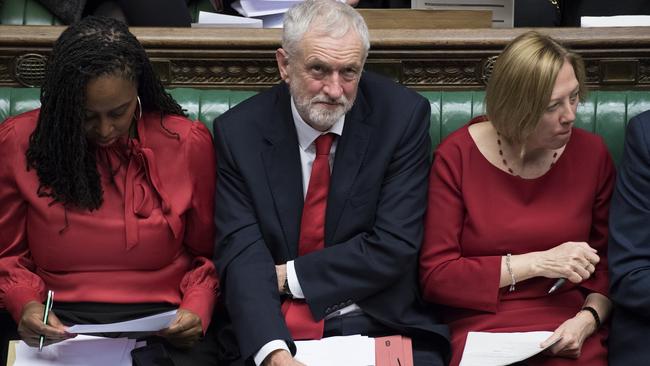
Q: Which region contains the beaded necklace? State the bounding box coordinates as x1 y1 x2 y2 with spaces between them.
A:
496 131 558 176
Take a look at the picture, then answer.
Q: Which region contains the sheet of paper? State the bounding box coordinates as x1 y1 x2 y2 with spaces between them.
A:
410 0 514 28
232 0 301 17
581 15 650 27
256 12 285 28
192 10 263 28
459 331 555 366
295 335 375 366
66 309 177 334
13 335 134 366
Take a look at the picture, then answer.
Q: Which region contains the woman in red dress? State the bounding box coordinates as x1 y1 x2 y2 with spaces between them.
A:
0 17 218 365
420 31 614 366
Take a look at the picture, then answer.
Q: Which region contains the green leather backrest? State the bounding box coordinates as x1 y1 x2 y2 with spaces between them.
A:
2 87 650 164
0 0 213 25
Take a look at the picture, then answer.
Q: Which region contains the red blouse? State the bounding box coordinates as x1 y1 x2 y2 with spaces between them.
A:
420 117 615 366
0 109 218 331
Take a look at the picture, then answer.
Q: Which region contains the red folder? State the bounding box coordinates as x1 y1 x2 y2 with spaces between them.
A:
375 335 414 366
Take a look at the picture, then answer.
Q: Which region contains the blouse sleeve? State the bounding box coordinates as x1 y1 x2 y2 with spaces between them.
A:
419 143 502 313
581 137 615 296
0 117 46 322
178 121 218 332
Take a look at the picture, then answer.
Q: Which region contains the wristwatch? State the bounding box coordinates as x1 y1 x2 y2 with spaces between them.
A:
283 277 293 298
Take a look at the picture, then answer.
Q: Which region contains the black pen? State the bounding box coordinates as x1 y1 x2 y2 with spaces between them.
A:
548 278 565 294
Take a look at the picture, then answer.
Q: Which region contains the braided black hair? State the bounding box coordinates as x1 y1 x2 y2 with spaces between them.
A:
26 16 184 210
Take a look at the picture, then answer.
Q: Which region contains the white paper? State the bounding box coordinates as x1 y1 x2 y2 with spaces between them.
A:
410 0 514 28
256 12 285 28
192 10 263 28
581 15 650 27
459 331 555 366
14 335 135 366
295 335 375 366
66 310 177 334
232 0 301 17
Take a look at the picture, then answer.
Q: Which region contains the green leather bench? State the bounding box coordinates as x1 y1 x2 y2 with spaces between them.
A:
0 0 214 25
2 87 650 163
1 86 650 361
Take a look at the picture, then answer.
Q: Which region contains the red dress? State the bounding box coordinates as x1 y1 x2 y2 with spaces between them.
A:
0 109 218 331
419 117 614 366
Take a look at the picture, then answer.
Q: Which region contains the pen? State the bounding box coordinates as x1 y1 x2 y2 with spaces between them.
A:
39 290 54 351
548 278 566 294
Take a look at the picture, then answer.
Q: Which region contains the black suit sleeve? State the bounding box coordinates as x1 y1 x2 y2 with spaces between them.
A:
609 111 650 319
212 118 294 361
295 96 431 319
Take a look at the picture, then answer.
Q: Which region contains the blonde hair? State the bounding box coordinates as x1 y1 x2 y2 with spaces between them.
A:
485 31 586 145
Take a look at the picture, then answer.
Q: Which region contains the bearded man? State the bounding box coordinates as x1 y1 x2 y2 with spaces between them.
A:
212 1 449 365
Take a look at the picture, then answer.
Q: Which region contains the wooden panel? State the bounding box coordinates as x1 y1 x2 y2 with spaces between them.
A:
358 9 491 29
0 25 649 90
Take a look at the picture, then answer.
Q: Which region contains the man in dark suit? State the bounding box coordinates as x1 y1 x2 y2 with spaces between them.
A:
608 109 650 366
212 0 449 365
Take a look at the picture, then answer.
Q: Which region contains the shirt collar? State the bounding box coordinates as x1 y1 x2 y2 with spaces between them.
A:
291 96 345 152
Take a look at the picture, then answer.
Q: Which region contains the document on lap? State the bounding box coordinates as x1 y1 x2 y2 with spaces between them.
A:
13 335 138 366
294 334 414 366
459 331 557 366
65 310 177 334
295 335 374 366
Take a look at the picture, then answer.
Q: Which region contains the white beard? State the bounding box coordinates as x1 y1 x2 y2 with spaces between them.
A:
291 83 354 131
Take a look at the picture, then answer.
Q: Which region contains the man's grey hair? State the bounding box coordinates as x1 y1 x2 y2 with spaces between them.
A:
282 0 370 61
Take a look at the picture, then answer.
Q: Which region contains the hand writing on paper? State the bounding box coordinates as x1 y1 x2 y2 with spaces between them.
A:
18 301 73 347
540 311 597 359
264 349 307 366
159 308 203 349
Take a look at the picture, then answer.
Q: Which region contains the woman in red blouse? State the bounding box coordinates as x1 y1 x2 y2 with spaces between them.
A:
0 17 218 364
420 31 614 365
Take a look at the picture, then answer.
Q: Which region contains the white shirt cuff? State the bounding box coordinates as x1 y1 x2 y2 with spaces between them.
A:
254 340 290 366
286 260 305 299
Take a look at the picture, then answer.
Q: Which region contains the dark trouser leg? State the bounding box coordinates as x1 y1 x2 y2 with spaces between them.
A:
145 323 220 366
411 337 446 366
0 311 19 366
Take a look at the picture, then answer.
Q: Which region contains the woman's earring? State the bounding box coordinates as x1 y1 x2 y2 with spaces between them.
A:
134 96 142 121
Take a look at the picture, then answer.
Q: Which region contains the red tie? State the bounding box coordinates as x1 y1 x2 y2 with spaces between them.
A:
282 133 335 340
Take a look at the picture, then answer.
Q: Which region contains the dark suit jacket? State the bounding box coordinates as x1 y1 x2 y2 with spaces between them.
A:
213 71 449 362
609 110 650 366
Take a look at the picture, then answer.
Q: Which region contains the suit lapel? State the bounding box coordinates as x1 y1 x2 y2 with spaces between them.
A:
326 88 373 245
261 84 304 259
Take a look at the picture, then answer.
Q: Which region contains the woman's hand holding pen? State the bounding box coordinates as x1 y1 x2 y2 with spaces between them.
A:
18 301 73 347
535 241 600 283
500 242 599 289
158 308 203 349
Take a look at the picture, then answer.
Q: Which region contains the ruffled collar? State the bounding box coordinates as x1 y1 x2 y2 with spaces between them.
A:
93 117 182 250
